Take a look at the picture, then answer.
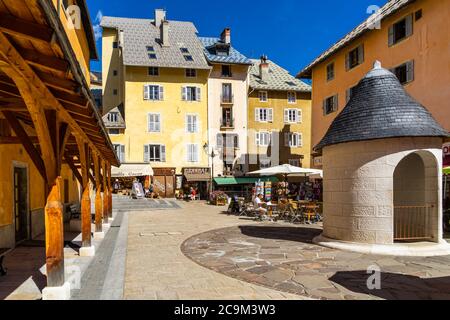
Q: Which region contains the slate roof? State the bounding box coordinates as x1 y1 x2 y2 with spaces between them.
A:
315 62 450 151
199 37 252 65
297 0 414 78
101 17 210 69
249 59 311 92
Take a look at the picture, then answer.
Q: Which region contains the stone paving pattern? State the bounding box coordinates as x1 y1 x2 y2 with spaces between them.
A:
182 224 450 300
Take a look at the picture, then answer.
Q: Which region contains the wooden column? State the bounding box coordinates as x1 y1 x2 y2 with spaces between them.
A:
108 163 113 218
93 152 102 233
76 135 91 248
102 160 109 225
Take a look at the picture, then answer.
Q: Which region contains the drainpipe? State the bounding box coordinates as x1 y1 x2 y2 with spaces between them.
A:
57 0 61 16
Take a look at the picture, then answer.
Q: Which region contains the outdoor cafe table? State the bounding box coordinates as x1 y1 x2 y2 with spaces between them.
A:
266 203 279 217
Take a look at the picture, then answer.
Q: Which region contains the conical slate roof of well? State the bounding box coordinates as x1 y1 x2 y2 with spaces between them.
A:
315 61 450 151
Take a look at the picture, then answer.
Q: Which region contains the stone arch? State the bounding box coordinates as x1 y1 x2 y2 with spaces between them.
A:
393 150 440 243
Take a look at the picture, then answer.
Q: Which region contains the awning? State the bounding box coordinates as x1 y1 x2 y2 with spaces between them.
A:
111 164 153 178
183 168 211 182
444 167 450 175
214 177 279 186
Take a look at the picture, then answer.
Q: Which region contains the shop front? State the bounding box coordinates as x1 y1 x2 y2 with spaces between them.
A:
152 168 176 198
180 168 211 200
214 177 279 201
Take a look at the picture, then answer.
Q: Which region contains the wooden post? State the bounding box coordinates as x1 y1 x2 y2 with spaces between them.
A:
93 152 102 233
102 160 109 225
45 177 65 287
108 163 113 218
76 135 91 248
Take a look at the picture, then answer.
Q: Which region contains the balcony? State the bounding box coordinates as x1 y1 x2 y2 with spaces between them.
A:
221 94 234 105
220 118 234 129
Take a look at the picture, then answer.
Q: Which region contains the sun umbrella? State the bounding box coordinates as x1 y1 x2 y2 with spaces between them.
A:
444 167 450 175
247 164 322 176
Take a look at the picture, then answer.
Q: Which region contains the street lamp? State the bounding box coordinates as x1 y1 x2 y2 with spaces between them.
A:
204 143 217 194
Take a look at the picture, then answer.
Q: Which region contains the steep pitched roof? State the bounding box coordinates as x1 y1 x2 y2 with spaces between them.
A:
249 59 311 92
297 0 415 78
199 37 252 65
315 62 449 151
78 0 98 60
101 16 210 69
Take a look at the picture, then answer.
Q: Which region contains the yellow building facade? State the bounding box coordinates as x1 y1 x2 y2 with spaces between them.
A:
248 57 312 170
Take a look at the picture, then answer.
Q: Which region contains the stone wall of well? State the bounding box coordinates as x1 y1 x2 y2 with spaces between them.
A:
322 137 443 244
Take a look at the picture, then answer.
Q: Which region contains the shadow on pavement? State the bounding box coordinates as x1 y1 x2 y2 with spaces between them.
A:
238 225 321 243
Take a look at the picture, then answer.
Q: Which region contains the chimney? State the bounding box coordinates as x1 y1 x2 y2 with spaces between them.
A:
118 29 124 48
220 28 231 44
154 9 166 28
259 55 269 80
160 20 169 47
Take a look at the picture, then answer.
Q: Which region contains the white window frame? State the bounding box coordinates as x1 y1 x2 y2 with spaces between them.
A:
259 91 268 102
255 108 273 123
113 144 125 163
182 86 201 102
287 91 297 104
285 132 303 148
144 144 166 163
144 84 164 101
186 114 199 133
186 143 200 163
107 112 119 123
148 113 161 132
288 159 301 167
255 131 271 147
284 108 302 124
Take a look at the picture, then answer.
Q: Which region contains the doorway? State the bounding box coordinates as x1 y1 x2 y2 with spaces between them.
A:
13 166 28 242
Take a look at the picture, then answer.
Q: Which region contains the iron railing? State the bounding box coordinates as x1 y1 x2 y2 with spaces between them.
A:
394 205 434 241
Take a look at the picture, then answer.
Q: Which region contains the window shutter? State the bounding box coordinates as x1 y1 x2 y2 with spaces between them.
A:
194 144 199 162
333 95 339 112
181 87 187 101
186 144 191 162
357 44 364 65
406 60 414 83
405 14 413 37
120 145 125 162
144 85 149 100
255 108 260 122
346 89 351 103
345 53 350 71
296 109 302 123
284 133 290 147
144 145 149 163
284 109 289 123
156 114 161 132
217 134 223 148
268 109 273 122
196 87 201 101
388 25 394 46
323 99 327 115
161 145 166 162
158 86 164 100
255 133 260 146
298 133 303 147
148 114 152 132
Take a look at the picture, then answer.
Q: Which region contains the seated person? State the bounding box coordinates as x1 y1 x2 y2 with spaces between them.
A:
253 194 268 219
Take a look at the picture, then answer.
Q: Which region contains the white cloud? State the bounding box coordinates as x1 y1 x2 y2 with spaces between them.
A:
93 10 103 41
95 10 103 23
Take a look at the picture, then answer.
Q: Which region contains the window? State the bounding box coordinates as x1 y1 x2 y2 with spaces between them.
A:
259 91 268 102
217 134 239 149
186 68 197 78
113 144 125 162
415 10 422 21
148 53 157 59
182 86 201 101
346 85 357 103
221 107 233 128
287 92 297 104
221 83 233 103
255 108 273 122
144 85 164 101
346 44 364 70
284 109 302 123
113 70 118 76
187 144 199 163
222 65 232 77
260 159 271 169
186 114 198 133
146 46 155 52
109 129 120 135
148 67 159 76
107 112 119 123
148 113 161 132
326 63 335 81
113 42 118 49
285 132 302 148
180 48 189 54
289 159 301 167
144 144 166 162
184 55 194 62
255 132 271 147
391 61 414 85
323 95 339 115
389 14 413 46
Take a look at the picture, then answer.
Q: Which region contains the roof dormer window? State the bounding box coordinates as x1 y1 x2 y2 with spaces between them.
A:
184 55 193 62
180 48 189 54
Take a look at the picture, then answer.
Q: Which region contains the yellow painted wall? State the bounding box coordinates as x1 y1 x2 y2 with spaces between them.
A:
107 66 210 174
248 90 312 169
309 0 450 154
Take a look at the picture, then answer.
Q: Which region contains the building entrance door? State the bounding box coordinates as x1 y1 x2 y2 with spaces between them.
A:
14 167 28 242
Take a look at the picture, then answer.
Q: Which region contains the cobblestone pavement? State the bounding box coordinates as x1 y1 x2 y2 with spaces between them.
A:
124 201 305 300
182 224 450 300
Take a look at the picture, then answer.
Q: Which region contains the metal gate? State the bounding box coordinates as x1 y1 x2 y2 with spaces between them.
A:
394 205 434 241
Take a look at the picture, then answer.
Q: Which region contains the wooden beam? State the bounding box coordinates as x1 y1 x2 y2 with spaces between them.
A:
45 177 65 287
64 154 82 184
45 109 60 175
0 82 20 98
20 48 69 74
2 111 46 178
63 103 92 117
36 71 80 95
93 152 102 233
102 160 109 224
0 13 54 45
107 162 113 218
59 122 70 161
0 136 39 144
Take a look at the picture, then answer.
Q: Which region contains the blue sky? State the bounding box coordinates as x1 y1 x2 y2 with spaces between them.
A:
87 0 386 75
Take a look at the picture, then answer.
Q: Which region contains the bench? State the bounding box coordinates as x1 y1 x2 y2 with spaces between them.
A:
0 248 12 276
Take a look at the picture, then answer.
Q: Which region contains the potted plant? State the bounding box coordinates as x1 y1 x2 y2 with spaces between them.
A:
209 191 228 206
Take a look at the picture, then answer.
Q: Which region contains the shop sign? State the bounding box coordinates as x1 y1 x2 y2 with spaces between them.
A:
313 156 323 167
444 144 450 166
183 168 211 182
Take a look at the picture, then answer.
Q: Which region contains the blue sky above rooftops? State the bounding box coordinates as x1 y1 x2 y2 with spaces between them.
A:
87 0 386 76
